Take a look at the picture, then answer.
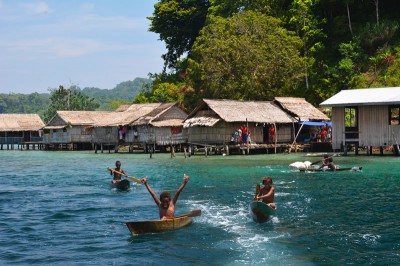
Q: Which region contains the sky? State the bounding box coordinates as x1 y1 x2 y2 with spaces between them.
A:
0 0 166 94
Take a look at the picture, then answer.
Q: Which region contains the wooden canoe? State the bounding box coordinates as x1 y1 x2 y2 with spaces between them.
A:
126 216 193 236
249 201 276 223
111 179 130 190
299 166 362 172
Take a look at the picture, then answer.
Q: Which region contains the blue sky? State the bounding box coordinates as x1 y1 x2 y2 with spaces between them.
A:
0 0 166 94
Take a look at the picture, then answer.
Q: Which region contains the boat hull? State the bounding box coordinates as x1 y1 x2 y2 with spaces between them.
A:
299 166 362 172
111 179 130 190
126 216 193 236
249 201 276 223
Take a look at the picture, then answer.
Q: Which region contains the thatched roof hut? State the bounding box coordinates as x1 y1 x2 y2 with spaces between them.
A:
45 111 116 128
131 102 186 127
0 114 45 132
183 99 296 145
103 103 163 127
274 97 329 121
184 99 296 127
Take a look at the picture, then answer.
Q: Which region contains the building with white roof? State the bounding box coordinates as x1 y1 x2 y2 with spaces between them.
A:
320 87 400 154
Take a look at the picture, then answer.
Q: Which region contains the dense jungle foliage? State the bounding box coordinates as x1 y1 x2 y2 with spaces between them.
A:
139 0 400 110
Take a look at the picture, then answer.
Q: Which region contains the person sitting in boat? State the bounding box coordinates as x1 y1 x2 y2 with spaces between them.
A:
254 176 276 209
319 155 336 171
107 160 127 184
141 174 189 220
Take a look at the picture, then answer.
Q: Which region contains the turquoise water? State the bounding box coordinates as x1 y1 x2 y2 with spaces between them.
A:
0 150 399 265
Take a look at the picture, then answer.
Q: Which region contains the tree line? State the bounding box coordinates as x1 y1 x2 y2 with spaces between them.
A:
0 78 151 123
136 0 400 110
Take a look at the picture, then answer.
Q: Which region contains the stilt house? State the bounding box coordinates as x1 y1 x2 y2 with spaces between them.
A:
94 102 188 151
183 99 296 145
43 111 115 149
129 102 188 149
0 114 45 149
274 97 330 149
320 87 400 154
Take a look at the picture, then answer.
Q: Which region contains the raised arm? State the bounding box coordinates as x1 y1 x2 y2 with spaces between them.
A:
172 174 189 205
142 177 161 205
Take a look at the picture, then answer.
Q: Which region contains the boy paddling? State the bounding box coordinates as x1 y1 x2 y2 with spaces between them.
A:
254 176 276 209
107 160 128 184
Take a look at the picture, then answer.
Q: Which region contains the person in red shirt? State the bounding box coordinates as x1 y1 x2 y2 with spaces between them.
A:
269 126 275 143
241 125 248 144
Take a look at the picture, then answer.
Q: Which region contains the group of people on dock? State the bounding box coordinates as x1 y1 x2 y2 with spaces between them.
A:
230 125 251 145
310 126 332 143
107 160 275 220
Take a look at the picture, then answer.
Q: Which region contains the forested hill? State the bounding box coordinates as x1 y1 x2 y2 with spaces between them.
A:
80 78 151 101
0 77 151 116
141 0 400 110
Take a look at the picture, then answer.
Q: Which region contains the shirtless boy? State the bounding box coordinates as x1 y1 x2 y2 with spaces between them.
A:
142 174 189 220
107 160 127 184
255 176 276 209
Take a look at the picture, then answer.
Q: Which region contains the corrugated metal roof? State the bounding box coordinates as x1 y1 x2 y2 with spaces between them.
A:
320 87 400 107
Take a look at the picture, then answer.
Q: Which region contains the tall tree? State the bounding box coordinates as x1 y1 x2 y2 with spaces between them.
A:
43 85 99 123
186 11 304 107
148 0 210 70
288 0 326 92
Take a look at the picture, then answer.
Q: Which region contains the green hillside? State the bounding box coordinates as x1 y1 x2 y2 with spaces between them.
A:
0 77 152 117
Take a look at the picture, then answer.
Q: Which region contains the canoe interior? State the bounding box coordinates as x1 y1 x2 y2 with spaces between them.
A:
126 216 193 236
249 201 276 223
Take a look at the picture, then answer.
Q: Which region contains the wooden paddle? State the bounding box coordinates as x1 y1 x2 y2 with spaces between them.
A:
174 209 202 218
311 155 333 165
108 168 142 184
255 184 261 201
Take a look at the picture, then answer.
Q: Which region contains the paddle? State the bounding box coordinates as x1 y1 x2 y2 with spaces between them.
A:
255 184 261 201
108 168 142 184
311 155 333 165
174 209 202 218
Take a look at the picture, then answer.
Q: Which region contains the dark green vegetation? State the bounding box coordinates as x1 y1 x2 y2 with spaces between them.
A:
141 0 400 110
3 1 399 118
0 78 151 122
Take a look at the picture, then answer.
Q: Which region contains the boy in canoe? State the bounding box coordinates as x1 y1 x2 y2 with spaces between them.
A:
107 160 127 184
254 176 276 209
319 155 336 171
142 174 189 220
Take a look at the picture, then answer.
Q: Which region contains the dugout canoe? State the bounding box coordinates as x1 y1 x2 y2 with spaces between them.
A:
299 166 362 172
126 216 193 236
111 179 130 190
249 201 276 223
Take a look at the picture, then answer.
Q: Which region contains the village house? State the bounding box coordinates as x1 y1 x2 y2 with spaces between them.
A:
0 114 45 150
128 102 188 152
183 99 297 154
43 111 115 150
93 102 188 152
273 97 330 152
320 87 400 155
43 102 188 152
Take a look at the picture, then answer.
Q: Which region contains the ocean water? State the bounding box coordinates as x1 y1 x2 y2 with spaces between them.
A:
0 150 399 265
